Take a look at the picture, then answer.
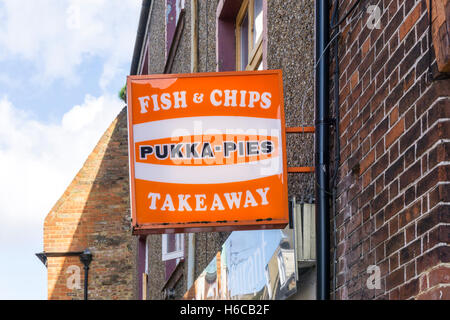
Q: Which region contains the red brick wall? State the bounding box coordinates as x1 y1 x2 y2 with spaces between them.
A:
334 0 449 299
44 108 137 300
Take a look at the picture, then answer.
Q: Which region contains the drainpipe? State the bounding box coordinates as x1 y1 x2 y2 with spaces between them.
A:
79 249 93 300
36 250 92 300
315 0 330 300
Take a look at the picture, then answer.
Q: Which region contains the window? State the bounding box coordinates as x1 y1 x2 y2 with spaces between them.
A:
236 0 263 71
216 0 265 71
175 0 185 22
162 233 184 281
162 233 184 261
145 236 150 274
166 0 185 57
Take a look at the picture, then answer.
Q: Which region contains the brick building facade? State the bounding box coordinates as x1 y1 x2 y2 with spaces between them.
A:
42 109 138 300
332 0 449 299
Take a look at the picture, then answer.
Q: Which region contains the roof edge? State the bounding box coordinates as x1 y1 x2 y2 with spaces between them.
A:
130 0 152 75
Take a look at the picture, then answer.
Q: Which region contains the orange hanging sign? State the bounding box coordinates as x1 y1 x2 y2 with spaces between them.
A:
127 70 288 234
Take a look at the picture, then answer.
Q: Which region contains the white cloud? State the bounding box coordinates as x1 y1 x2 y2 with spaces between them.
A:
0 94 124 299
0 0 140 87
0 94 124 241
0 0 138 298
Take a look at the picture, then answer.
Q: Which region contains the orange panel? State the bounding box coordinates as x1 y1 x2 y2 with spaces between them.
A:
127 70 288 234
287 167 315 173
285 126 315 133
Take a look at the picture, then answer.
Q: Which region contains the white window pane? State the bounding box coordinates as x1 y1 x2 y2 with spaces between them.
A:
176 0 185 21
176 233 183 251
253 0 263 45
145 236 149 274
162 233 184 261
257 60 263 70
240 13 249 70
162 250 184 261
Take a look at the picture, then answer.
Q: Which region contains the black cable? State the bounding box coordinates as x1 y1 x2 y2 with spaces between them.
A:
315 31 340 69
330 0 361 30
428 0 433 82
316 0 364 69
330 0 341 301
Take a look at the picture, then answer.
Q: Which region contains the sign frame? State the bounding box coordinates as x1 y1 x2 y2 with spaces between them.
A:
127 70 288 234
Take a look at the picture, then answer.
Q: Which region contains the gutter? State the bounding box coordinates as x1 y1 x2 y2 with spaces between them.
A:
130 0 152 75
35 251 84 267
36 250 92 300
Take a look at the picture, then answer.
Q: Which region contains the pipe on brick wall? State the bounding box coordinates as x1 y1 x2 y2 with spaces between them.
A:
79 249 92 300
315 0 331 300
35 250 92 299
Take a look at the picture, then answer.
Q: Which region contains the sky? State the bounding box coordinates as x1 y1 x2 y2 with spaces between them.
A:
0 0 141 299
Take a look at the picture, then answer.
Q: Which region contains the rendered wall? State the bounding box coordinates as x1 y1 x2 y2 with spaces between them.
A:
142 0 316 300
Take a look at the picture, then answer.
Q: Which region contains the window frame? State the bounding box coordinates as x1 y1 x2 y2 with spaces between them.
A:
235 0 263 71
162 233 185 262
145 236 150 274
166 0 185 59
175 0 185 23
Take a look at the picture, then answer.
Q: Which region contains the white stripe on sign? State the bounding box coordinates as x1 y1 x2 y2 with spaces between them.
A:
133 116 282 142
134 157 282 184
